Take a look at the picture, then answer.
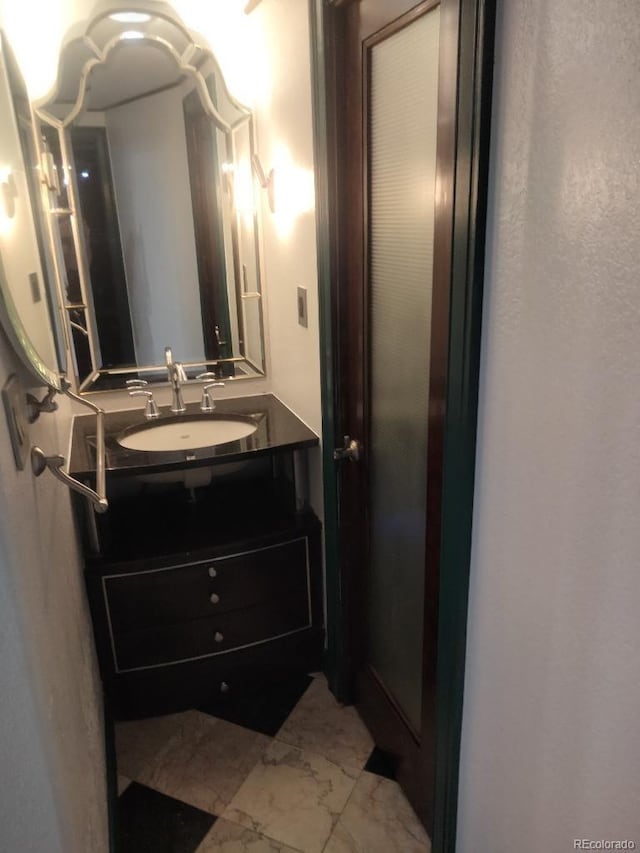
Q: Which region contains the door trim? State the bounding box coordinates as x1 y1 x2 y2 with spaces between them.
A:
310 0 495 848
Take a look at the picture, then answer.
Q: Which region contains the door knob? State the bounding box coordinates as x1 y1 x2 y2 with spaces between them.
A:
333 435 362 462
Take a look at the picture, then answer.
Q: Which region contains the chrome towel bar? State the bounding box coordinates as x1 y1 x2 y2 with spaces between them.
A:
31 379 108 513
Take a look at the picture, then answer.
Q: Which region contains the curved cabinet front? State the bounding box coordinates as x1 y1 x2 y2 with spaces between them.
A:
103 537 311 640
85 515 323 718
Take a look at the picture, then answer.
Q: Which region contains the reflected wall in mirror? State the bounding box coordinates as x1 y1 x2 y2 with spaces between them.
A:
34 4 266 393
0 32 66 389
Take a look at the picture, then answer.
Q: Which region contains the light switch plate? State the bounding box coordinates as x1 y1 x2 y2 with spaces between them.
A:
2 374 30 470
297 286 308 328
29 271 41 303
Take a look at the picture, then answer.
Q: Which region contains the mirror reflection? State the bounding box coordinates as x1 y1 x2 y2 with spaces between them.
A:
35 9 265 392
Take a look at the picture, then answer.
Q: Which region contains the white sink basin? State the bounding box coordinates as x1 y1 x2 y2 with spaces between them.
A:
118 416 257 452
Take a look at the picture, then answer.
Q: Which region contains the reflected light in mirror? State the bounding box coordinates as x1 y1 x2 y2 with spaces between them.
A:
270 145 315 240
109 12 152 23
234 157 257 228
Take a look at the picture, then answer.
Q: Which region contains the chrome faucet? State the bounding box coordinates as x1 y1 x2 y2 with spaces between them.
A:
164 346 187 413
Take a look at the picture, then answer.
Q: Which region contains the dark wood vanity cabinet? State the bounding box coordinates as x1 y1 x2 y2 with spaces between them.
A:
75 396 324 719
85 512 323 719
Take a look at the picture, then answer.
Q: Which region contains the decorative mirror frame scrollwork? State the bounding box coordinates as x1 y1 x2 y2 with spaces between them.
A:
33 2 266 394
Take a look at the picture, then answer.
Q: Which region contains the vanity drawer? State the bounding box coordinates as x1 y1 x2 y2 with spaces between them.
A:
112 595 311 672
103 536 311 633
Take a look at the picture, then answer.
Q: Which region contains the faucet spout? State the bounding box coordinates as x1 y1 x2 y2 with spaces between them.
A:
164 345 186 413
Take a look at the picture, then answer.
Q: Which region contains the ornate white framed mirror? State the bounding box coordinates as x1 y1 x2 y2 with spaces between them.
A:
34 2 266 393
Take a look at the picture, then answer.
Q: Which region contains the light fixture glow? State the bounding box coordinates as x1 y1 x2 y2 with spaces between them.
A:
109 12 151 23
251 155 274 212
251 147 315 239
120 30 145 40
235 158 257 226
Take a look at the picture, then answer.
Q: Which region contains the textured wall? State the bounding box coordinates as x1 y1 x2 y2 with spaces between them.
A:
0 337 107 852
457 1 640 851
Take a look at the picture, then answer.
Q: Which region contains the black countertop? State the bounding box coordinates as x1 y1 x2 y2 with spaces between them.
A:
69 393 319 479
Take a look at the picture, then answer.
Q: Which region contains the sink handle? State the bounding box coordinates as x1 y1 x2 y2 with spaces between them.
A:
196 374 225 413
129 389 160 420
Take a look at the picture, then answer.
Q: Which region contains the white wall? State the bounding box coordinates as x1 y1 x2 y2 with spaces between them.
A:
253 0 320 433
457 2 640 851
250 0 323 516
0 337 107 853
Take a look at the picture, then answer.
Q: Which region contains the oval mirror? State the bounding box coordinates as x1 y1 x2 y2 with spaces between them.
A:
0 32 66 390
34 4 266 394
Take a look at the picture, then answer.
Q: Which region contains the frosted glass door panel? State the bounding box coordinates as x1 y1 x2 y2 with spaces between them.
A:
367 8 440 732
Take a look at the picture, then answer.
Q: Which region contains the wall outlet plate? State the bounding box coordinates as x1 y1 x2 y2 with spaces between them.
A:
297 286 308 328
2 374 30 470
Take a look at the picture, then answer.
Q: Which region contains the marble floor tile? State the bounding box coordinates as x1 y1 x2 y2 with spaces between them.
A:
275 677 374 773
196 818 301 852
223 741 358 853
118 782 215 853
323 772 430 853
137 710 270 816
115 712 187 780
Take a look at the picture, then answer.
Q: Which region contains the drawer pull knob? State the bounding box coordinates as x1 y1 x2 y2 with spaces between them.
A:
214 631 224 643
210 593 220 605
208 567 217 578
220 681 230 693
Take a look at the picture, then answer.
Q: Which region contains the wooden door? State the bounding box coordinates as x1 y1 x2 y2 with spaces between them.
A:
316 0 495 836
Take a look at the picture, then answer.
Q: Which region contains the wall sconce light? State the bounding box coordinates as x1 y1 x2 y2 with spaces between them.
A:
0 169 17 220
251 154 275 213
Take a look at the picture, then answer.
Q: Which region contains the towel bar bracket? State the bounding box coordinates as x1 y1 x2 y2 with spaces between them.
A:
30 378 108 513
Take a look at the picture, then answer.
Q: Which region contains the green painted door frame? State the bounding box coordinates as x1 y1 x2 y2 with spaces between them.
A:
309 0 495 850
